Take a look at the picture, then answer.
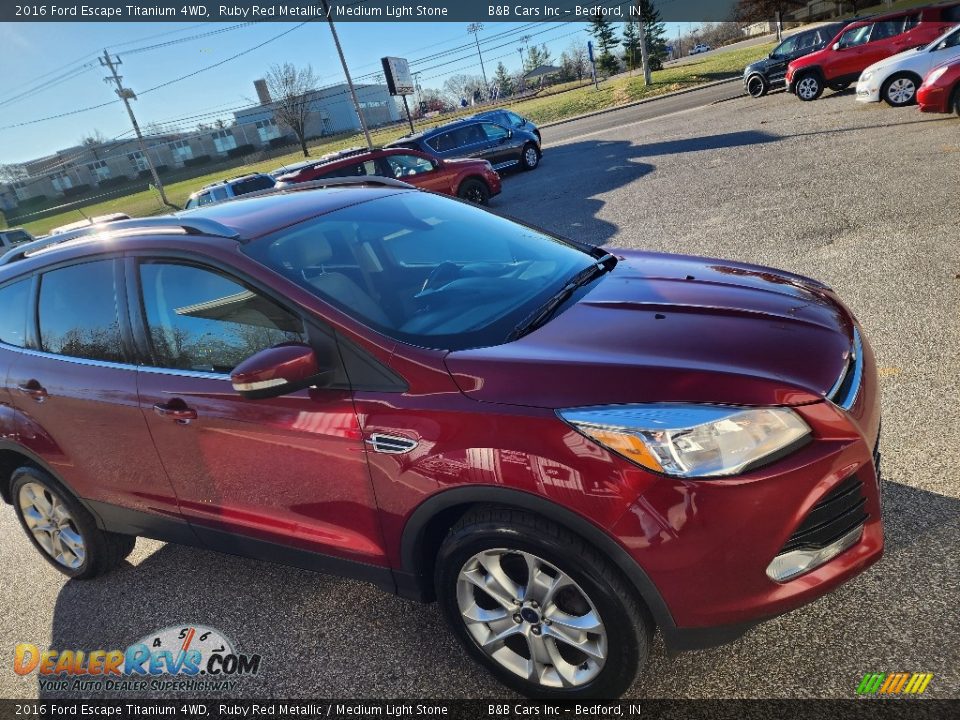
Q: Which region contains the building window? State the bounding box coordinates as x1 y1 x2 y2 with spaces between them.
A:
211 130 237 154
255 119 280 144
50 172 74 193
128 152 149 173
169 139 193 165
87 160 111 182
12 181 28 201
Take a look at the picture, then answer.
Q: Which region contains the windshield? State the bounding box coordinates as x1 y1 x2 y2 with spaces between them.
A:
242 191 599 350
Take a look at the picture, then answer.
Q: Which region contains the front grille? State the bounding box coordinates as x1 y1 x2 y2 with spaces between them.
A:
779 475 869 554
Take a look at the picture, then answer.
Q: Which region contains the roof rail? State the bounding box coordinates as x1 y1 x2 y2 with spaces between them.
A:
0 216 240 266
270 176 414 194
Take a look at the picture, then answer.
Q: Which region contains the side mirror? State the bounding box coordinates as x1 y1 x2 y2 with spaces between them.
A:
431 158 443 169
833 42 841 51
231 343 333 399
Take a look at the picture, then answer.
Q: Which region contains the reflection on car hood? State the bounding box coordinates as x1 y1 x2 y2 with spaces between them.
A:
446 249 854 409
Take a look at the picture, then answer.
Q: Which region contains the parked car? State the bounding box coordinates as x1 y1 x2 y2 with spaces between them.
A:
275 146 502 205
856 23 960 106
183 173 276 209
917 56 960 112
689 44 712 55
0 178 882 699
787 3 960 101
386 117 541 172
0 228 35 249
472 108 542 143
744 22 850 97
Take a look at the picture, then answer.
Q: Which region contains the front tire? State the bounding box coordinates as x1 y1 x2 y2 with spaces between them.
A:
520 143 541 171
457 178 491 205
435 507 651 699
882 73 920 107
747 74 768 98
11 467 134 579
795 73 823 101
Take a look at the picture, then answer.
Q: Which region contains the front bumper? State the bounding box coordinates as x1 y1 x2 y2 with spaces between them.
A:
610 332 882 647
856 81 880 102
917 85 947 113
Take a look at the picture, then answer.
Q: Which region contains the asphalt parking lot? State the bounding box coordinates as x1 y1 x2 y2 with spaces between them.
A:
1 85 958 700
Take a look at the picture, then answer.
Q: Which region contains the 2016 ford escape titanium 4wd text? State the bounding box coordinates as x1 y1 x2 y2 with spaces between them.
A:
0 179 883 699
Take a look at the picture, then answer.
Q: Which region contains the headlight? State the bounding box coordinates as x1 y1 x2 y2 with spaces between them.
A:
924 65 949 85
560 404 810 478
859 71 873 83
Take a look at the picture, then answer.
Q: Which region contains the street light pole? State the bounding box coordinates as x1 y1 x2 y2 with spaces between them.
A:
319 0 373 150
467 23 489 100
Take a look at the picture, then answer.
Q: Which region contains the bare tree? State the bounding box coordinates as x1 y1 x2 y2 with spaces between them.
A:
80 129 109 160
442 74 485 106
264 63 319 158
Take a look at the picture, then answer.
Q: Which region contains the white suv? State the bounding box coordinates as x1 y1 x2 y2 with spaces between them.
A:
184 173 276 209
857 24 960 106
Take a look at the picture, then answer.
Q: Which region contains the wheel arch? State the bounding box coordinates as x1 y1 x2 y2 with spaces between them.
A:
398 486 676 637
0 440 90 516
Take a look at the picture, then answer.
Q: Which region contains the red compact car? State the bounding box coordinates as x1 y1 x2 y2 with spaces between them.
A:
275 146 501 205
0 181 882 699
917 57 960 112
786 3 960 100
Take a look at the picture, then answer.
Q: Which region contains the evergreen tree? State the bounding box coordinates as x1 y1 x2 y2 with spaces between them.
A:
524 44 552 71
621 21 642 71
635 0 668 70
493 62 514 98
589 15 621 76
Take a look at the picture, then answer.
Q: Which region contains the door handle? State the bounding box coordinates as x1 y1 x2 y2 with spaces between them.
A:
16 381 48 402
153 401 198 423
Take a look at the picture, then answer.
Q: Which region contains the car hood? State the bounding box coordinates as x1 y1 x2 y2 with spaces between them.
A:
744 58 772 75
789 47 828 71
863 47 927 75
445 250 854 409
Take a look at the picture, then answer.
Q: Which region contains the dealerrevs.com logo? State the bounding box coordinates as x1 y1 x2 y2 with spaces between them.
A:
857 673 934 696
13 625 261 693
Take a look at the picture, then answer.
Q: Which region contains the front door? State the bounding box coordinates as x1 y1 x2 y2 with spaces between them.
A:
129 258 389 578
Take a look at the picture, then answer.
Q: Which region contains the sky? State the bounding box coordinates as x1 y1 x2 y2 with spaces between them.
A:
0 20 690 165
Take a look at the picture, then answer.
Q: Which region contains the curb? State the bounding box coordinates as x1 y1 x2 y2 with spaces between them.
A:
539 77 743 130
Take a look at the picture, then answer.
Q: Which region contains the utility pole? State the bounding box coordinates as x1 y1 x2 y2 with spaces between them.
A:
320 0 373 150
467 23 489 101
100 50 175 209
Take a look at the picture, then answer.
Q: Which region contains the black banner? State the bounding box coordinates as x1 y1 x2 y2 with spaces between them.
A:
0 700 957 720
5 1 754 24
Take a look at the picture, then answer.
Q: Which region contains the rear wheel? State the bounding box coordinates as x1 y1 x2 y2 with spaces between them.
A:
882 73 920 107
795 73 823 101
11 467 134 579
457 178 491 205
435 507 651 699
521 143 541 171
747 74 768 98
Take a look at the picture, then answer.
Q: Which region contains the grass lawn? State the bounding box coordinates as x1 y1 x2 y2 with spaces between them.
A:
9 42 772 237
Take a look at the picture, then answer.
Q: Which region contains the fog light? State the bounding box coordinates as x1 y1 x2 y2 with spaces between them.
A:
765 526 863 582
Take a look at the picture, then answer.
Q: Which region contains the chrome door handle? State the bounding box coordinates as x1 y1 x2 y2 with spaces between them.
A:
153 402 198 423
16 381 48 402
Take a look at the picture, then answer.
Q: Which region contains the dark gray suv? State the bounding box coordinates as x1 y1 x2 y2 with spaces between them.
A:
386 118 541 172
743 22 849 98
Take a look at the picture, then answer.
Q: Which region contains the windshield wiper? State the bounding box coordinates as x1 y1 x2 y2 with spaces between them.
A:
508 254 616 341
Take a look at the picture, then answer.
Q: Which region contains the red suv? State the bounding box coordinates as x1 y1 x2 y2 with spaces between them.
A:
787 4 960 100
276 147 501 205
0 180 882 699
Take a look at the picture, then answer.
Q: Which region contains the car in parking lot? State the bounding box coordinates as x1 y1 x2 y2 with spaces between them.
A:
183 172 276 209
787 3 960 101
386 117 541 172
856 23 960 106
472 108 542 143
275 146 502 205
0 228 35 250
744 22 849 98
689 44 711 55
0 179 883 699
917 56 960 112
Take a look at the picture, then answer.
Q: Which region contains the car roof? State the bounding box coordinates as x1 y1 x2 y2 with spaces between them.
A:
200 173 271 190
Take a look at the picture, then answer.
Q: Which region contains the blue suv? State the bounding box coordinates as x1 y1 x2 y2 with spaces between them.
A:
386 117 541 172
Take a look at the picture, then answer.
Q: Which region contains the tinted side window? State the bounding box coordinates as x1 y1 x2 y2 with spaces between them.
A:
427 132 457 153
0 279 30 348
871 21 904 41
210 187 229 202
5 231 32 245
482 123 509 140
840 25 872 48
139 263 305 374
39 261 123 362
458 124 486 145
231 176 275 196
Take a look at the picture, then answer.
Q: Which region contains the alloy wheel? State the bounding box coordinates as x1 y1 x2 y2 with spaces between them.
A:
747 76 765 98
887 78 916 106
456 548 607 689
18 482 86 569
797 76 820 100
524 147 539 168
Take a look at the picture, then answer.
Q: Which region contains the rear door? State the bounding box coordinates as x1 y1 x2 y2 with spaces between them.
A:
5 258 182 524
379 153 448 192
128 256 389 576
